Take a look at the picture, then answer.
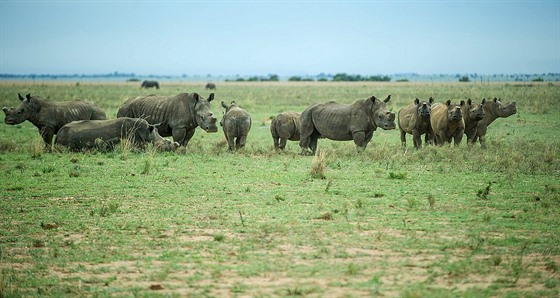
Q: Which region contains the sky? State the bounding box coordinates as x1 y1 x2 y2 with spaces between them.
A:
0 0 559 76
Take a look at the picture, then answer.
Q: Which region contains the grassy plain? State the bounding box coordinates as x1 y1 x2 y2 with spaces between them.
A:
0 81 559 297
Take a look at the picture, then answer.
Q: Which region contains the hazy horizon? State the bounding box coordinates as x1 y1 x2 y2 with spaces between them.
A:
1 1 559 76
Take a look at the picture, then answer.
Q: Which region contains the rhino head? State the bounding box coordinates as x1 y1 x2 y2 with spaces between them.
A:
415 97 434 118
368 95 395 130
467 98 486 121
493 98 517 117
194 93 218 133
3 93 38 125
147 124 180 151
446 100 464 122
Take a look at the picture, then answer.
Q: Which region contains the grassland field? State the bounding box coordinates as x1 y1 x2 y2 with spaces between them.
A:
0 81 559 297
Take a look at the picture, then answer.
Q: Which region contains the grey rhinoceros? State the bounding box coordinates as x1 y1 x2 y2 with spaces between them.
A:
430 100 465 146
55 117 179 152
270 111 300 150
116 93 218 146
205 83 216 90
2 93 106 148
220 101 251 151
461 98 486 145
398 97 434 149
141 80 159 89
469 98 517 148
299 95 395 154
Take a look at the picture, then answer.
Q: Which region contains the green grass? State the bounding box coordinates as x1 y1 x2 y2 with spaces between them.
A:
0 81 559 297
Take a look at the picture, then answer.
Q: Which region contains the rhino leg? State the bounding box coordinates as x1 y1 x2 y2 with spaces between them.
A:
400 129 407 147
278 138 287 150
272 136 280 150
227 136 235 151
352 130 372 152
172 128 194 146
236 135 247 149
412 130 422 149
39 126 56 149
453 131 464 146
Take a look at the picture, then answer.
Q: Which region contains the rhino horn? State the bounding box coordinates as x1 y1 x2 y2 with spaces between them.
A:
18 93 25 101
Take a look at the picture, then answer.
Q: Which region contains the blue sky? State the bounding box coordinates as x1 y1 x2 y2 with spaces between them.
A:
1 1 559 76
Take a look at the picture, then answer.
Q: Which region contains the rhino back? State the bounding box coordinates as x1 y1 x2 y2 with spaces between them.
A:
36 100 106 131
430 103 448 133
310 103 355 140
224 108 251 137
398 104 419 133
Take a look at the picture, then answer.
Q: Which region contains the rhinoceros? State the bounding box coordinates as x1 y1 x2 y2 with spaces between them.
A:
299 95 395 154
270 112 301 150
398 97 434 149
205 83 216 90
116 93 218 146
430 100 465 146
220 101 252 150
461 98 486 145
141 80 159 89
471 98 517 148
55 117 179 152
2 93 106 147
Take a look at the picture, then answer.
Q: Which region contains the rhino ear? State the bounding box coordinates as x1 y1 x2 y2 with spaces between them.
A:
460 100 466 106
208 93 215 102
148 125 155 133
446 100 451 106
18 93 24 101
429 97 434 104
414 98 420 105
221 101 228 109
493 98 498 103
26 93 31 100
481 98 486 104
2 107 8 113
467 98 472 105
192 93 200 102
384 95 391 103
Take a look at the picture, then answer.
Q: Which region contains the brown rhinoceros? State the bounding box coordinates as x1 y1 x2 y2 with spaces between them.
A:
461 98 486 145
299 95 395 154
430 100 465 146
398 97 434 149
55 117 180 152
2 93 106 148
470 98 517 148
220 101 252 151
270 111 301 150
117 93 218 146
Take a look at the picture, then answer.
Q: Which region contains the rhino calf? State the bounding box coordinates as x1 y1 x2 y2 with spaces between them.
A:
430 100 465 146
462 98 486 145
299 95 395 154
55 117 179 151
141 80 159 89
270 112 301 150
398 97 434 149
220 101 252 151
3 93 106 148
473 98 517 148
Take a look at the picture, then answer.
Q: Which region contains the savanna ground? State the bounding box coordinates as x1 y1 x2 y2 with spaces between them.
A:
0 81 559 297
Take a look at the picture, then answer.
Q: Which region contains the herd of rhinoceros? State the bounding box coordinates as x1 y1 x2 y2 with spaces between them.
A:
1 89 517 154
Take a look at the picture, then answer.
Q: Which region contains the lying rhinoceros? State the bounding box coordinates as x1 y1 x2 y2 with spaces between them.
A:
117 92 218 146
398 97 434 149
299 95 395 154
2 93 106 148
270 111 301 150
55 117 179 151
430 100 465 146
470 98 517 148
220 101 252 151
